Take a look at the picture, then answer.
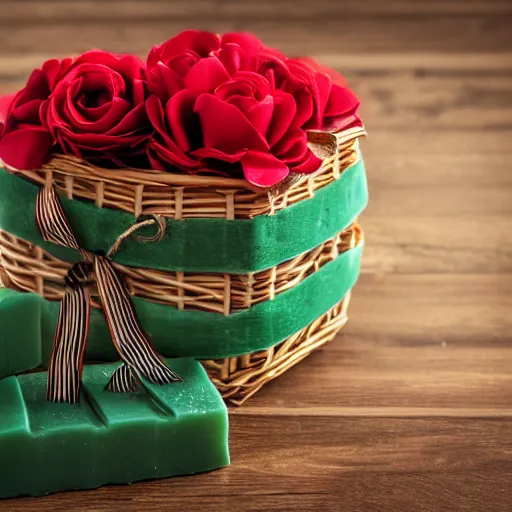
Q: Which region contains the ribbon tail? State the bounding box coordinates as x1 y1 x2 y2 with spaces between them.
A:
107 363 137 393
94 255 182 385
46 285 90 403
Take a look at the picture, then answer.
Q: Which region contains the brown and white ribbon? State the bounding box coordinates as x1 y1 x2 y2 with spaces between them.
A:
36 183 181 403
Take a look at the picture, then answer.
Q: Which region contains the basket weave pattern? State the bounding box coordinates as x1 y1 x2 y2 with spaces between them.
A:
0 224 361 315
202 296 350 405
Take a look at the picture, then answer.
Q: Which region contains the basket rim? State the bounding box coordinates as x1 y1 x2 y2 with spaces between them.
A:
2 126 365 192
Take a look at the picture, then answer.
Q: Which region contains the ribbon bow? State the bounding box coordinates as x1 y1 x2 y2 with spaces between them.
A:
36 182 181 403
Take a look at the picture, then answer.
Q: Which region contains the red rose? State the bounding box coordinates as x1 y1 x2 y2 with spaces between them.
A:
1 31 363 187
146 32 323 187
0 58 72 169
42 51 150 167
287 58 362 132
146 30 275 101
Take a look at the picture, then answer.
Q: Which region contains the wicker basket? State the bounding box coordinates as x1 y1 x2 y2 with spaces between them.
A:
0 127 366 405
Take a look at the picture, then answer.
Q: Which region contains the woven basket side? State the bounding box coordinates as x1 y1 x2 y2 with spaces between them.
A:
0 224 361 315
202 295 350 405
6 130 363 219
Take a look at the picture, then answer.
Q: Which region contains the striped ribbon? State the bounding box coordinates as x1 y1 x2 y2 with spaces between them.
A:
36 182 181 403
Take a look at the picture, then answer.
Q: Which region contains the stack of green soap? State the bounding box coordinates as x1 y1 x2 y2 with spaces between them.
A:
0 358 229 498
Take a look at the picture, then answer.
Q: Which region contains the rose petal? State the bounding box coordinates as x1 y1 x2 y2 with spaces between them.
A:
324 112 363 132
294 57 348 87
148 139 200 170
131 78 146 105
286 78 314 128
63 96 130 134
314 72 332 123
290 147 322 174
74 51 145 82
148 63 185 101
18 69 50 103
241 150 289 187
148 31 220 68
42 57 74 90
76 100 111 122
215 81 255 102
217 44 249 75
44 94 72 133
146 95 167 137
166 52 199 77
54 129 146 157
325 85 360 117
147 147 166 171
107 102 148 135
79 69 114 94
267 91 297 147
258 55 290 88
194 94 269 154
11 99 43 125
0 127 53 169
191 146 246 164
245 95 274 137
165 89 200 151
221 33 263 55
184 56 231 93
271 128 308 164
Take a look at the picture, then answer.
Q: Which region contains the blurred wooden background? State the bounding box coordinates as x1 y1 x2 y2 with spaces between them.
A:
1 1 512 511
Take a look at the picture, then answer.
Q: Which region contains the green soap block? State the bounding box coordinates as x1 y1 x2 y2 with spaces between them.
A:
0 288 42 379
0 358 229 498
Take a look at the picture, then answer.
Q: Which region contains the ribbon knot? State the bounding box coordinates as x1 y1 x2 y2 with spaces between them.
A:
65 261 92 288
36 182 181 404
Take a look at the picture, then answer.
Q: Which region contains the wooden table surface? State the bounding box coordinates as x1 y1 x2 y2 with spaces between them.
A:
1 1 511 511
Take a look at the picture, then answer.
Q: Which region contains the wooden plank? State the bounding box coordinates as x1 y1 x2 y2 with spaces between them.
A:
229 273 512 410
317 52 512 72
361 216 512 274
365 184 512 216
363 150 512 216
2 52 512 90
351 73 512 130
360 134 512 272
238 327 512 410
362 149 512 187
362 129 512 155
3 0 512 21
348 274 511 341
3 415 512 511
0 14 511 57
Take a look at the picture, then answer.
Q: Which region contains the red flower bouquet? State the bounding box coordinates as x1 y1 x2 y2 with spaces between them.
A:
0 30 362 187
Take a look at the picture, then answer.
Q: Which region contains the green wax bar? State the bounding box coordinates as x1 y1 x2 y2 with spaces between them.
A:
0 288 42 379
0 358 229 498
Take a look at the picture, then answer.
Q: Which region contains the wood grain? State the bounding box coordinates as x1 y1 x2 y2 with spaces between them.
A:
0 10 511 57
362 216 512 273
0 1 511 510
4 416 512 512
4 0 512 20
